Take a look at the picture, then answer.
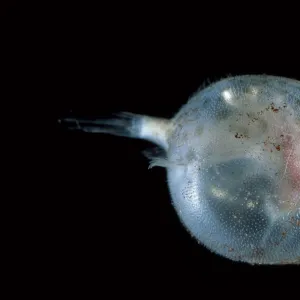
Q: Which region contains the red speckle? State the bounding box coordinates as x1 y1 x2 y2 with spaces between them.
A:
270 102 280 113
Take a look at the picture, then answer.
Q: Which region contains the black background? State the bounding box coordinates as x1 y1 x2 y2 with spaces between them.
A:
6 1 300 291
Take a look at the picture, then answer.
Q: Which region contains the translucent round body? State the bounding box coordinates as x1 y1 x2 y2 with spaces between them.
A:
166 75 300 264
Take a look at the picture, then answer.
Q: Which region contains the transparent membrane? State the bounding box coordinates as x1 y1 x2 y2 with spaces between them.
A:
167 75 300 264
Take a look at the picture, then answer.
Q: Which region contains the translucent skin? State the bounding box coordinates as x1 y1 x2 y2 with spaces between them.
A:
167 75 300 264
60 75 300 265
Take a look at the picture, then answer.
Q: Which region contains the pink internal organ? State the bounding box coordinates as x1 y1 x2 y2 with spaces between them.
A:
282 134 300 186
279 133 300 211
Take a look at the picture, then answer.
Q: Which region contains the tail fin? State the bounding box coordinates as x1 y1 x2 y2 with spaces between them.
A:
58 112 172 150
59 112 141 138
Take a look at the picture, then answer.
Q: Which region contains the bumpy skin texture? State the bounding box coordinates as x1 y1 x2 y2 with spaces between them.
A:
166 75 300 265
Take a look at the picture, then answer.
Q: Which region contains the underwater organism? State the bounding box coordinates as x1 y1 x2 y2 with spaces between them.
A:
60 75 300 265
